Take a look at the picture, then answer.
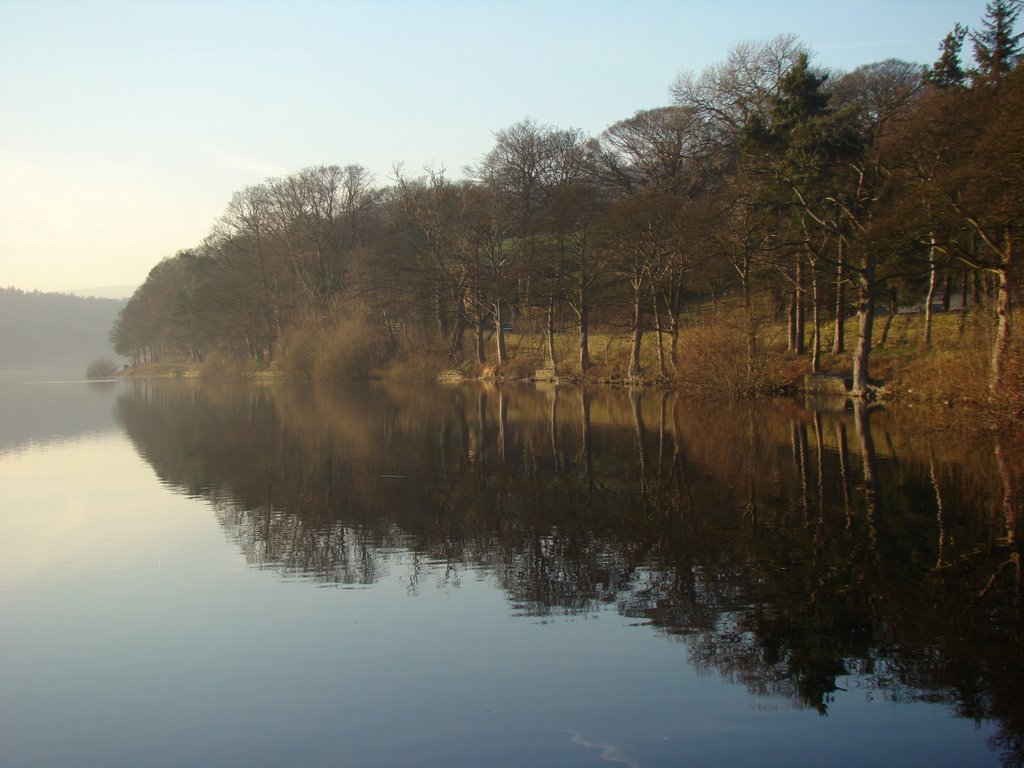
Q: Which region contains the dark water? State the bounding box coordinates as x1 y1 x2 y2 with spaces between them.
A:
1 379 1021 767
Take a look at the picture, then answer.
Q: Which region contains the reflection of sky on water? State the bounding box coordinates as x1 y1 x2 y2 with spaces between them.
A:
0 434 232 591
0 381 1013 767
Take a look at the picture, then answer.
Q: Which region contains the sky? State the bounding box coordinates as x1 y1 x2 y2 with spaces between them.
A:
1 0 981 295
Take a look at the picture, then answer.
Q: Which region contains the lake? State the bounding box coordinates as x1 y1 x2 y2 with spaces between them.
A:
1 378 1021 767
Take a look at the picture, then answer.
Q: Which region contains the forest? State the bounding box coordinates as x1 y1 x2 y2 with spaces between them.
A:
111 2 1024 411
0 287 125 378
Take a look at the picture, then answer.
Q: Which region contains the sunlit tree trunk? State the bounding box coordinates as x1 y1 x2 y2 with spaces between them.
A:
471 280 486 365
546 292 557 370
628 276 645 380
668 312 680 374
832 236 846 354
493 297 508 365
991 260 1012 394
578 298 591 374
651 283 668 378
791 253 805 354
924 230 938 347
851 254 875 398
742 270 757 392
810 257 821 373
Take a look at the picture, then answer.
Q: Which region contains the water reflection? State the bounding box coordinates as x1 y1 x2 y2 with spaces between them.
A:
115 380 1024 765
0 379 123 455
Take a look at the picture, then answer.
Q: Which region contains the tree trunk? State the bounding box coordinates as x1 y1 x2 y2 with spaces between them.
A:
448 311 466 358
651 283 667 378
628 279 644 380
851 260 875 398
494 298 507 365
924 231 938 347
578 299 591 373
743 274 756 393
991 262 1012 394
810 259 821 373
475 319 486 365
434 280 448 339
794 253 805 355
786 290 794 354
832 236 846 354
668 315 680 374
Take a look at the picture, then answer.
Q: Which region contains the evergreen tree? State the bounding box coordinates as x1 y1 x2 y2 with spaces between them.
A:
972 0 1023 82
925 23 968 88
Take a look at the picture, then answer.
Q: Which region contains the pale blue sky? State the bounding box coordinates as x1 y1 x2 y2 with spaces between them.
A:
1 0 979 293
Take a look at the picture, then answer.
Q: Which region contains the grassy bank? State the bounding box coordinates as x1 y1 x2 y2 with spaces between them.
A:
122 304 1022 427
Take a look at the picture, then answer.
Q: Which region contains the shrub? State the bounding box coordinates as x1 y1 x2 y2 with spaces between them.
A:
199 350 251 380
674 315 795 397
85 356 119 379
312 315 381 382
276 322 321 381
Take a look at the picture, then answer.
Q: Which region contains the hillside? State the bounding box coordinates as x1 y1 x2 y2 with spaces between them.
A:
0 287 127 380
69 285 137 300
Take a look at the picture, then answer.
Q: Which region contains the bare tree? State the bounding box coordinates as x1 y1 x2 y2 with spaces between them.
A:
268 165 378 314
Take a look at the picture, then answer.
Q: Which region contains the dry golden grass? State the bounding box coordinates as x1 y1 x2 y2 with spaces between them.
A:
271 300 1021 422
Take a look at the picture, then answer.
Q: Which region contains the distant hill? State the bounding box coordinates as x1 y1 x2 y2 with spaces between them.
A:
69 285 137 300
0 287 127 380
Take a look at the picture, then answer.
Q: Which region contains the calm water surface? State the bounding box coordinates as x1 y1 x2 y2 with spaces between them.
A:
1 379 1021 767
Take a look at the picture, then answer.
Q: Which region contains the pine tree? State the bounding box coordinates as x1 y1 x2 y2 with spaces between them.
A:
972 0 1023 82
926 23 968 88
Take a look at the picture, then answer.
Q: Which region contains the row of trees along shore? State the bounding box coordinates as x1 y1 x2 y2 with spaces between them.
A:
112 2 1024 401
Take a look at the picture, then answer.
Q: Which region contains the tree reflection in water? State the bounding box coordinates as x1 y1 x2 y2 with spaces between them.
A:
116 379 1024 765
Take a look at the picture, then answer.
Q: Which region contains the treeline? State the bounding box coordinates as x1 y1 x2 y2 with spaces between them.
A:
113 3 1024 397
